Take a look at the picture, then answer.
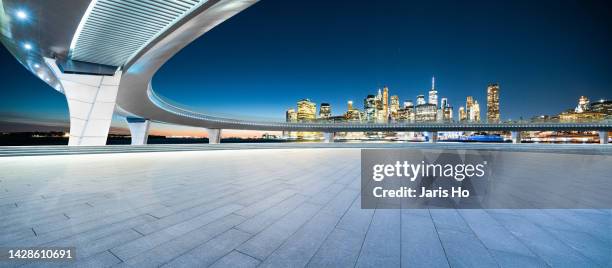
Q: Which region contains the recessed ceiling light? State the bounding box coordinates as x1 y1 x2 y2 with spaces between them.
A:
23 43 32 50
33 63 40 68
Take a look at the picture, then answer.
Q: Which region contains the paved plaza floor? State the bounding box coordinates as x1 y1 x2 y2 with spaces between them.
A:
0 145 610 267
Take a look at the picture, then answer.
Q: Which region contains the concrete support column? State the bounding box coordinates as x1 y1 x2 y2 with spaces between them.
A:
45 58 121 146
427 131 438 143
126 118 150 145
206 128 222 144
511 131 521 144
600 131 609 144
323 132 335 143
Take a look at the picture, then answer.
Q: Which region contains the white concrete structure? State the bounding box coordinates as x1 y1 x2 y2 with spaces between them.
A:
323 132 335 143
511 131 521 144
126 118 150 145
45 58 121 146
207 128 222 144
600 131 609 144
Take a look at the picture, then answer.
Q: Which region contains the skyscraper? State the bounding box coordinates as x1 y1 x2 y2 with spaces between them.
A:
487 83 500 123
428 76 438 106
375 89 383 110
466 96 474 118
398 100 415 122
459 106 467 122
575 96 590 113
403 100 413 108
470 100 481 122
375 89 385 122
297 99 316 122
444 106 453 122
284 108 297 139
416 95 426 105
286 108 297 122
297 99 318 140
382 86 389 121
364 95 376 122
591 99 612 115
415 103 437 122
319 103 331 119
390 95 399 120
345 100 361 121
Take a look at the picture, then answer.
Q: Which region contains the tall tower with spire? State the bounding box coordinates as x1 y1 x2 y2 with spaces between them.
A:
428 76 438 107
382 86 389 122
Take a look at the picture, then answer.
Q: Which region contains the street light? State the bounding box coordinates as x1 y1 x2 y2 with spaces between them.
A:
15 10 28 20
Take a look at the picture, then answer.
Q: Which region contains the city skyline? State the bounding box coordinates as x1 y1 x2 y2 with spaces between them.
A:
285 77 499 124
1 0 611 136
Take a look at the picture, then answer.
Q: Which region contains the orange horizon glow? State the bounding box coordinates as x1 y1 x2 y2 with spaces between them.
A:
148 125 281 138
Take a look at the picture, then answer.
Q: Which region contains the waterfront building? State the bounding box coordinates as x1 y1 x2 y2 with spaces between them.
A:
487 83 500 123
575 96 589 113
346 110 362 122
319 103 331 119
415 103 437 122
284 108 297 139
382 86 389 120
428 76 438 106
286 108 297 122
375 89 383 110
364 95 377 122
459 106 467 122
397 106 414 122
591 99 612 115
297 99 316 122
559 110 605 122
444 106 453 122
466 96 474 119
390 95 400 120
560 96 606 122
344 100 361 122
399 100 415 122
404 100 413 108
374 89 386 122
470 100 481 122
440 97 448 109
297 99 318 139
438 97 453 122
416 95 426 105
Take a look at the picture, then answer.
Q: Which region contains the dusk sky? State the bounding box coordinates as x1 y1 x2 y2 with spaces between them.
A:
1 0 611 136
